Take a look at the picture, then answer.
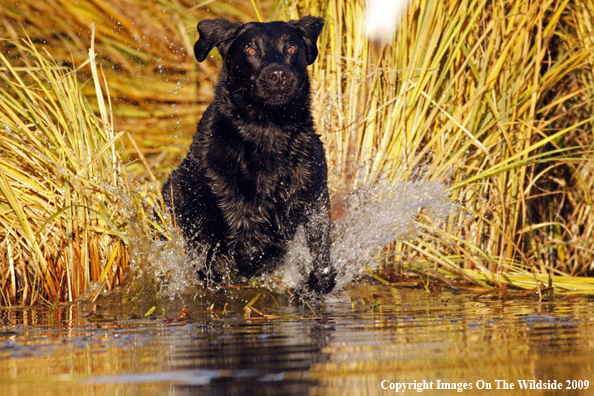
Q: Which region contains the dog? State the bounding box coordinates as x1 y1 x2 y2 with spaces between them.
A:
161 16 336 294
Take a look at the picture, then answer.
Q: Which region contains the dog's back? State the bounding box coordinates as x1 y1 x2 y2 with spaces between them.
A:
162 16 336 294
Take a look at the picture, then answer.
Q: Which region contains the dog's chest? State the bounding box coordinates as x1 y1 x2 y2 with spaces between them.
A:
205 124 314 204
243 135 312 202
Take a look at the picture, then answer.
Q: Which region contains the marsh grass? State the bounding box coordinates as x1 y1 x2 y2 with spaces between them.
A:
2 0 594 305
0 34 170 305
272 0 594 292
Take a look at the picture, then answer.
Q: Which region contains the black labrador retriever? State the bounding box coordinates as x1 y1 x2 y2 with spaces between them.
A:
161 16 336 294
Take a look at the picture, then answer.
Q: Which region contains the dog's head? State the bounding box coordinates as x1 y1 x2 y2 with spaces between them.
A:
194 16 324 106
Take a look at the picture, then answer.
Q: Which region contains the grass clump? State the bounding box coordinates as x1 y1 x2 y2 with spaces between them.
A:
0 35 147 305
273 0 594 290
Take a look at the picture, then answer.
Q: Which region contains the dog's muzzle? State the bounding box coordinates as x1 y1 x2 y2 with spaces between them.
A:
253 65 299 105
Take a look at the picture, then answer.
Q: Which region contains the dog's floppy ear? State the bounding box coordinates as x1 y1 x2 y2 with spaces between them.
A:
289 16 324 65
194 19 243 62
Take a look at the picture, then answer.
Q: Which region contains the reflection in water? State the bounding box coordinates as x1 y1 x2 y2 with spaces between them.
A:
1 286 594 395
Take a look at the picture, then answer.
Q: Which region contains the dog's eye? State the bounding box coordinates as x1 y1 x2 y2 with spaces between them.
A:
287 46 297 54
246 47 256 56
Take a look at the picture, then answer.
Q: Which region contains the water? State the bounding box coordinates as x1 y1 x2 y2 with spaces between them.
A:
1 286 594 395
130 178 453 299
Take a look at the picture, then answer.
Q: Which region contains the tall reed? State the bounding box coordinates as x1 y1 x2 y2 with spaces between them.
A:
0 36 135 305
273 0 594 288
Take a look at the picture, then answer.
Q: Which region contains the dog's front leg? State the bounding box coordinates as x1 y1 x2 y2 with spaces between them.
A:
303 191 336 294
196 244 224 286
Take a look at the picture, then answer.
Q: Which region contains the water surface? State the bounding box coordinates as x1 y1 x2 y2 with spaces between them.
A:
1 285 593 395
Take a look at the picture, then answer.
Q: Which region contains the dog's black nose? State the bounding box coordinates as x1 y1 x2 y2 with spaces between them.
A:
268 66 289 87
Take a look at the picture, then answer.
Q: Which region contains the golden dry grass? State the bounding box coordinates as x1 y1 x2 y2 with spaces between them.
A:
277 0 594 290
2 0 594 305
0 35 133 305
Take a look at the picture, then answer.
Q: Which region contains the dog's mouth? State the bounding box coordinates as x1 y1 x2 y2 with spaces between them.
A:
254 84 299 106
256 90 296 106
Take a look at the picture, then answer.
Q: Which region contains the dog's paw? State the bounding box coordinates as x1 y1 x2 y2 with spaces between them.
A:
306 265 336 295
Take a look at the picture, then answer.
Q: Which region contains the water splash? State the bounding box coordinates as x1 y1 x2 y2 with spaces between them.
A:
279 178 453 293
124 178 453 301
124 212 200 302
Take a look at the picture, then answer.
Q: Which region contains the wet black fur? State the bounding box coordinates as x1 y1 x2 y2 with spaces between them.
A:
161 16 336 294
